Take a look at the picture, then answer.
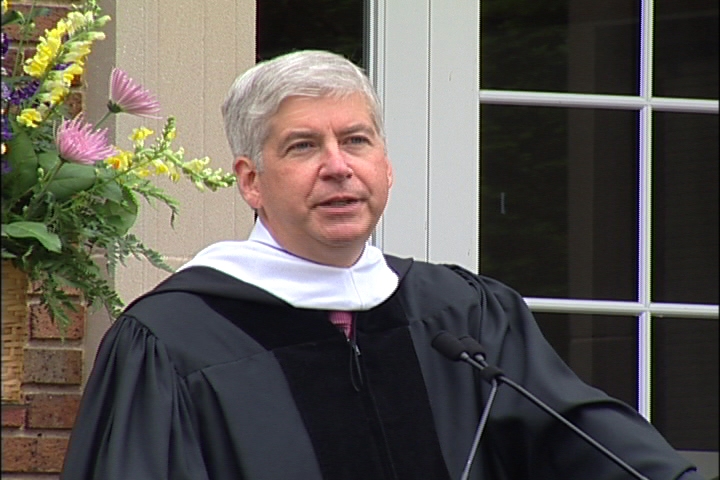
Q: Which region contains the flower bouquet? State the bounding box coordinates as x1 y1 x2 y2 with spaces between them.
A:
1 0 236 330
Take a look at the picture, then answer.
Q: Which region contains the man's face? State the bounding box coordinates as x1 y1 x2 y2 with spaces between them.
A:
235 93 393 267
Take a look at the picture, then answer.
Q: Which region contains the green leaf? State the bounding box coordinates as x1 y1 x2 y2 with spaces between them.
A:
3 128 39 199
38 151 62 172
96 178 124 203
94 186 139 235
47 163 98 201
2 221 62 252
1 10 23 26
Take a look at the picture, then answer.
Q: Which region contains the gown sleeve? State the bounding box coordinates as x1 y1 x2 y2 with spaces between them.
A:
61 315 210 480
464 272 705 480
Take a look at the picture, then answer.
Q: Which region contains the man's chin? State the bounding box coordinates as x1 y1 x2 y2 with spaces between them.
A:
319 224 373 247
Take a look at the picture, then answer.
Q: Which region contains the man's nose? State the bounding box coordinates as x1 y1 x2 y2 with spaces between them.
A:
320 142 353 179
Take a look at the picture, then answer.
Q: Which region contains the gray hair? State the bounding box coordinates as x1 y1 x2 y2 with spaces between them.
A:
221 50 386 171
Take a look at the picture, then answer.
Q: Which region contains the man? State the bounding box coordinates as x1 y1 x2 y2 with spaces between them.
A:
62 50 703 479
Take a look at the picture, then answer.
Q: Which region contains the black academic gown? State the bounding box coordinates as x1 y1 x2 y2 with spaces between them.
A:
61 256 702 480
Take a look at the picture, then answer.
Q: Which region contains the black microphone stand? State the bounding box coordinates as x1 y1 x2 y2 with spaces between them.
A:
460 373 499 480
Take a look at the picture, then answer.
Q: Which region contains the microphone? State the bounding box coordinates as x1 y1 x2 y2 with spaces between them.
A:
431 331 651 480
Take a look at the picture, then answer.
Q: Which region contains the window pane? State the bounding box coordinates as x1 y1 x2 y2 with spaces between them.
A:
481 0 639 94
256 0 364 66
652 317 719 451
536 313 638 408
652 112 719 304
655 0 719 99
480 105 637 300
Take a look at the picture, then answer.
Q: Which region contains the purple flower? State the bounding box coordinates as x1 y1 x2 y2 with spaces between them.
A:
1 114 11 142
9 80 40 105
55 115 116 165
1 32 8 58
1 81 10 102
1 158 11 175
108 68 161 118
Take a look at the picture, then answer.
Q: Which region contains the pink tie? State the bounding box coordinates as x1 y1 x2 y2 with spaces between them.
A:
329 311 353 338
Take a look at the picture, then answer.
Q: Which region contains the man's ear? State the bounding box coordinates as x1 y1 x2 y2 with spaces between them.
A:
234 157 262 209
385 155 394 188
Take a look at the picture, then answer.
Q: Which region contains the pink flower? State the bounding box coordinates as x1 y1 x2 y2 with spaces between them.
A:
56 116 116 165
108 67 161 118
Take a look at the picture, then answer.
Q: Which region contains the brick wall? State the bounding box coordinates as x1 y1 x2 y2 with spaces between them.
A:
1 289 86 478
2 1 87 478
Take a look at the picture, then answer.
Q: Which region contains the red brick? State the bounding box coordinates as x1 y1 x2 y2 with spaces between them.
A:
36 436 70 472
2 437 35 472
23 348 83 385
65 90 85 118
3 6 71 43
29 280 82 297
1 436 69 473
0 47 38 77
30 303 85 340
25 393 81 429
1 404 28 428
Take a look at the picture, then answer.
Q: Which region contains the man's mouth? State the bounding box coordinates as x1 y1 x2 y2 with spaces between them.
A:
318 196 360 208
324 199 356 207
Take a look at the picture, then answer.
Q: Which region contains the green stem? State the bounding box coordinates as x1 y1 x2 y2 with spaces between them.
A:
12 3 36 77
94 111 113 130
22 160 66 220
57 150 156 208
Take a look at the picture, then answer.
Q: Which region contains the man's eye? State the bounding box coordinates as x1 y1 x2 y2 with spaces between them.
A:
347 136 370 145
288 141 313 152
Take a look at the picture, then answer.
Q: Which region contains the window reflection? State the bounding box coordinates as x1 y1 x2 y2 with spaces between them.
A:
655 1 719 99
480 105 637 300
481 0 639 94
256 0 364 67
535 313 638 408
653 317 719 450
652 112 719 304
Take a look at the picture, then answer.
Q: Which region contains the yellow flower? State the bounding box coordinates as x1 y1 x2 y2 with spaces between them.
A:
51 21 69 38
183 157 209 174
64 41 93 64
2 0 8 15
48 85 69 105
35 73 70 106
17 108 43 128
62 63 84 84
152 159 170 175
24 55 51 78
24 29 64 78
130 127 154 142
105 150 134 171
64 12 89 35
86 31 106 42
134 167 151 178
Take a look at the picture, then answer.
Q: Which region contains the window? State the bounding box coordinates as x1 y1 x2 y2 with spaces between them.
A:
478 0 718 454
256 0 364 66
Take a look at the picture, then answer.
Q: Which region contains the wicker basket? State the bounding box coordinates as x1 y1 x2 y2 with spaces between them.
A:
2 261 30 403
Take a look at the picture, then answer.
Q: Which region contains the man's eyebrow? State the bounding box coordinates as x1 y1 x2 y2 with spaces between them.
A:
280 130 318 143
338 124 377 136
274 129 321 151
276 124 377 149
